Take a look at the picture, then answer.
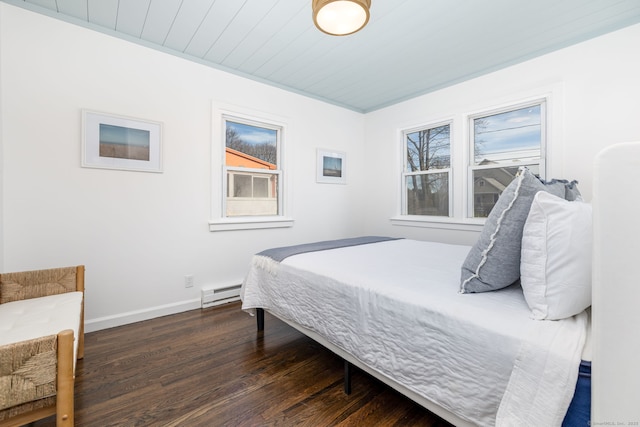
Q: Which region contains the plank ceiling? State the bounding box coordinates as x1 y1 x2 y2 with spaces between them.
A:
4 0 640 112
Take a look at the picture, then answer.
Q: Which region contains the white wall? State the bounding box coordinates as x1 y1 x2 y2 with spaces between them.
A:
0 4 4 273
363 23 640 244
2 3 639 332
0 4 365 331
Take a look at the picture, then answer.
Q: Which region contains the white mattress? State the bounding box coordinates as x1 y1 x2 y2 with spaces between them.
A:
241 239 589 426
0 291 83 362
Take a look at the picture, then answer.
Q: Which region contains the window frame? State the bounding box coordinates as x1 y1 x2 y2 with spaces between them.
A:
209 103 293 232
226 169 278 198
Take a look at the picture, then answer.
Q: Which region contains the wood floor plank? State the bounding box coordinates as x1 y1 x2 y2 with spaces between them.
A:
30 302 453 426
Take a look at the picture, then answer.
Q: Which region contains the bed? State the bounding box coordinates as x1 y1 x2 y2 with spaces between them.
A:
241 142 640 426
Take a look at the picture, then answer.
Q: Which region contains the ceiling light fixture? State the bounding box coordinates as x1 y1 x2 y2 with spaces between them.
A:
312 0 371 36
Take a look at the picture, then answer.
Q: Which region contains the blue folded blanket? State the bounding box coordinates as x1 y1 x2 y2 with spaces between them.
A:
257 236 400 262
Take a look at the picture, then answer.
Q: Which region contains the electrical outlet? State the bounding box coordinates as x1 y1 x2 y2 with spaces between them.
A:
184 275 194 288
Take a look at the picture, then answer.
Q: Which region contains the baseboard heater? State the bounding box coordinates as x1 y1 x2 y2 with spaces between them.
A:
201 282 242 308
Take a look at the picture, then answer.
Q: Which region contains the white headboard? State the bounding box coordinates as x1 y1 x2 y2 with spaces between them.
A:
592 141 640 423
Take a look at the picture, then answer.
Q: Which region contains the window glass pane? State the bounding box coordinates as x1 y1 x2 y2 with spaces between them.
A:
406 124 450 172
227 172 278 217
253 177 269 198
405 173 449 216
473 105 541 165
233 174 252 197
225 121 277 168
472 165 539 217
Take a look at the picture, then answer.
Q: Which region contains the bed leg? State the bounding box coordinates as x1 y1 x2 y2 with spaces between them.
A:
344 360 352 395
256 308 264 331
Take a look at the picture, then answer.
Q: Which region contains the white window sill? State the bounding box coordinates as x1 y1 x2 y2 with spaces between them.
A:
209 217 294 232
390 215 485 232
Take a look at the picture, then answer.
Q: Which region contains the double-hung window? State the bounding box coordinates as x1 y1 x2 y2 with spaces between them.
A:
468 100 546 217
224 118 281 218
396 95 551 228
209 104 293 232
401 122 452 217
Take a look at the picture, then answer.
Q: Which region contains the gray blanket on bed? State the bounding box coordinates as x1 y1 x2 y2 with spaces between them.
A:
257 236 400 262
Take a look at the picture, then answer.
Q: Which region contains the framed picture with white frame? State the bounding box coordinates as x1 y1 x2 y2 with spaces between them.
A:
316 149 346 184
82 110 163 173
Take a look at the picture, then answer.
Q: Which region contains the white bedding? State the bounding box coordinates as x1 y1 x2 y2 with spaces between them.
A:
241 239 588 426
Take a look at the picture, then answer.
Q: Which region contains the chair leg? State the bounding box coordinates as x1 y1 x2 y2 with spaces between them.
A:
57 331 75 427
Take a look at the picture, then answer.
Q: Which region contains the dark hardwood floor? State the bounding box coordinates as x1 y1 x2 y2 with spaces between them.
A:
32 302 453 426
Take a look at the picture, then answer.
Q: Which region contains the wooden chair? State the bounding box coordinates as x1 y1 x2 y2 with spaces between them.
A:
0 266 85 427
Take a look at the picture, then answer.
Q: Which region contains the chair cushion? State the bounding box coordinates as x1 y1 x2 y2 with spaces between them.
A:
0 292 83 360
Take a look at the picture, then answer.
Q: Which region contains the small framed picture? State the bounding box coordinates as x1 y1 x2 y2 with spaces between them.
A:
316 149 346 184
82 110 163 173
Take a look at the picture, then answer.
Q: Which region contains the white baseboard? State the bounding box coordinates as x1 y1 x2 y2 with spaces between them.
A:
85 298 201 333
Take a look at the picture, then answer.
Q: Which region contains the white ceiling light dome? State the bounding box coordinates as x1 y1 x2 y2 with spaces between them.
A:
313 0 371 36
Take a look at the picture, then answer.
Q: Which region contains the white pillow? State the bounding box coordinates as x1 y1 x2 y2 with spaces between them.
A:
520 191 592 320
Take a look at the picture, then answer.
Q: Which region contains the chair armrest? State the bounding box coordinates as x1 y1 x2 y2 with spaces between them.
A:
0 334 59 410
0 330 75 427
